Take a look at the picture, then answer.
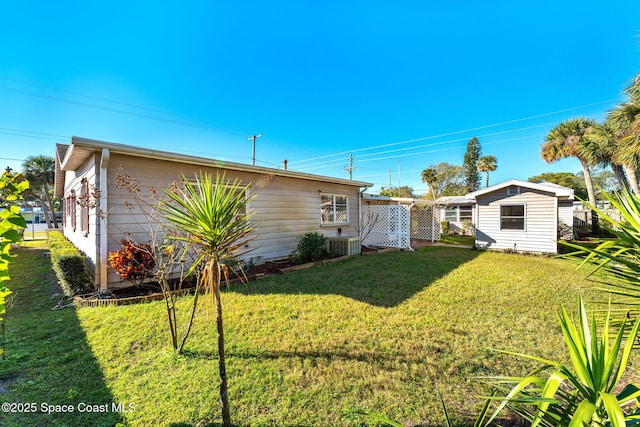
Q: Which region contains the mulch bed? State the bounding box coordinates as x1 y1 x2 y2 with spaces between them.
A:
77 246 386 306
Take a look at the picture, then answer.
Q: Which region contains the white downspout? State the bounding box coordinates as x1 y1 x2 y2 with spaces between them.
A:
358 186 369 242
99 148 110 291
407 202 415 251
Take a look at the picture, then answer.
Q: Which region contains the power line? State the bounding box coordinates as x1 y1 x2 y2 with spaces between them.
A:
0 77 332 161
0 76 225 129
296 134 535 172
293 122 554 171
0 86 225 132
0 127 69 139
287 98 617 166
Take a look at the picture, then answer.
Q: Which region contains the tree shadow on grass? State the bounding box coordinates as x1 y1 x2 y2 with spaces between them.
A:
232 247 481 307
0 246 123 427
168 423 312 427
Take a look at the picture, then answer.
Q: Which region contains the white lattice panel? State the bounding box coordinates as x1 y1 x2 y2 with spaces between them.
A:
410 205 441 241
361 205 411 249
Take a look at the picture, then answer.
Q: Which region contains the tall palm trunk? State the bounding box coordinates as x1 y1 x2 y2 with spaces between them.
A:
43 182 59 228
623 164 640 196
211 258 231 427
35 195 53 229
612 164 630 192
580 161 599 232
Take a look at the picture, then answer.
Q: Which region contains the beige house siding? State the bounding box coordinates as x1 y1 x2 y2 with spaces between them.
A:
61 153 101 286
56 138 371 290
104 154 362 287
474 187 558 253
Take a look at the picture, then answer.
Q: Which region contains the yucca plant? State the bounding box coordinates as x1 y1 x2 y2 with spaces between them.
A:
157 172 254 427
481 297 640 427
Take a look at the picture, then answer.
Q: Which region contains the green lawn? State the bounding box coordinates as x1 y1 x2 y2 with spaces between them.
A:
438 234 475 246
1 243 605 426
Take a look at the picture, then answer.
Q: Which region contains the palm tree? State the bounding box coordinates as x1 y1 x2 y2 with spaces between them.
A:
542 118 598 205
583 121 637 194
542 118 599 231
158 172 254 427
22 155 58 228
608 101 640 184
420 167 438 200
476 155 497 188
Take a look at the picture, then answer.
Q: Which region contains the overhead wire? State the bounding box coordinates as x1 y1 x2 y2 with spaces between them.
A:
294 122 556 171
0 77 327 161
287 98 618 167
0 76 619 178
297 134 536 172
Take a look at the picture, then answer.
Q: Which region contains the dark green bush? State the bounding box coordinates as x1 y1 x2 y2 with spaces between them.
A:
293 232 328 263
48 231 94 296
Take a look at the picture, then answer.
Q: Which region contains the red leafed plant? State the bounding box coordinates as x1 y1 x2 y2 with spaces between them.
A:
108 239 155 286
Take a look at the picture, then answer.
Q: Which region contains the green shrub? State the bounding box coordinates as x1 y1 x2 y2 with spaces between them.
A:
440 220 449 234
292 232 328 263
461 219 474 235
48 231 93 296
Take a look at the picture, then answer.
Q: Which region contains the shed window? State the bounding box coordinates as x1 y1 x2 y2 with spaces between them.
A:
321 194 349 224
500 204 525 230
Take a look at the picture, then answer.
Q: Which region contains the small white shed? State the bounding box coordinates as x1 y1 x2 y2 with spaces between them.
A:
467 180 574 254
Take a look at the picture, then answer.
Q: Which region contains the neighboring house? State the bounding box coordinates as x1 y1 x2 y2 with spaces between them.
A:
436 196 475 234
467 179 574 254
54 137 372 290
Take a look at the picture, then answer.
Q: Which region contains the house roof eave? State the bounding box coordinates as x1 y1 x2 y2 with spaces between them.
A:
68 136 373 189
466 179 574 200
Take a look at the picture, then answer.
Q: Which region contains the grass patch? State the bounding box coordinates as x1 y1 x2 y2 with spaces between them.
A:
2 243 615 426
0 241 122 427
438 234 475 246
76 247 599 426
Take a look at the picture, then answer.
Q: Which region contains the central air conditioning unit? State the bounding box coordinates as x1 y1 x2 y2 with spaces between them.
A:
327 237 361 256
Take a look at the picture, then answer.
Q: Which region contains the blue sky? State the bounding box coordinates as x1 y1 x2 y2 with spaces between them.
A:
1 1 639 195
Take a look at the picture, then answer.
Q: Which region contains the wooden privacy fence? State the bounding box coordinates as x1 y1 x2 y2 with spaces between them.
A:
573 209 622 227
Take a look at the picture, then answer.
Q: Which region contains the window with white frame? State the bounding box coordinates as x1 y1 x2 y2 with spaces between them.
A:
500 204 525 230
320 193 348 224
459 206 473 221
443 207 457 221
70 190 77 231
80 179 89 235
443 205 473 222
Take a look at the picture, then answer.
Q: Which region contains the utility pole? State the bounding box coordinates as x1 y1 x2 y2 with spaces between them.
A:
248 133 262 166
388 169 392 189
397 161 400 189
343 153 355 180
